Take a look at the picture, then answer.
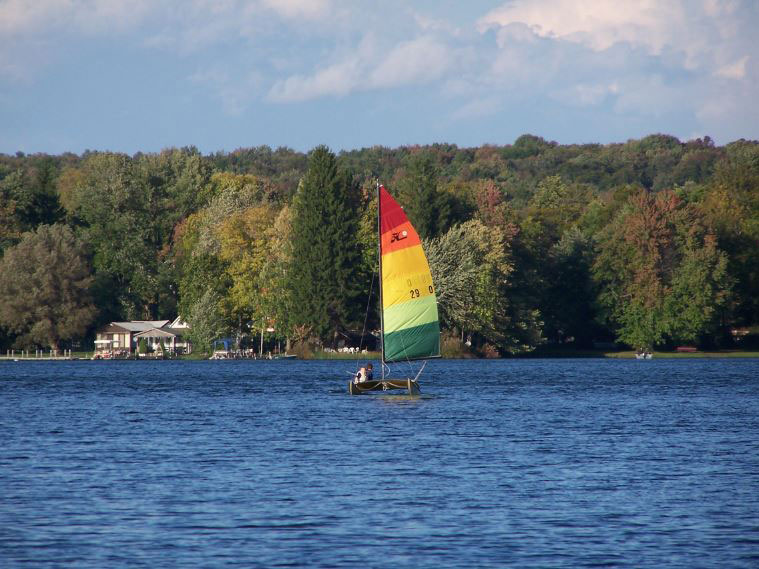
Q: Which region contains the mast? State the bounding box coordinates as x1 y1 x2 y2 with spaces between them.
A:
377 180 385 380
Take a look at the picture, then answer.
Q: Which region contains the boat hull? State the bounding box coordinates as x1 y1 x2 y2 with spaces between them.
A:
348 379 421 395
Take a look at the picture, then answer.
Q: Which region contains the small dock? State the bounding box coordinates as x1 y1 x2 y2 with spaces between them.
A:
2 350 75 361
1 357 74 361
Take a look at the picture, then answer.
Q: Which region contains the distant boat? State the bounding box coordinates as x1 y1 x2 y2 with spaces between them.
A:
635 351 653 360
349 184 440 395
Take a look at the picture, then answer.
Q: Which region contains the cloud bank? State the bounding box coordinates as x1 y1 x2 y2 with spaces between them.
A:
1 0 757 151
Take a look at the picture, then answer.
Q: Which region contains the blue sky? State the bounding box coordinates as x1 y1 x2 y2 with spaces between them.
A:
1 0 757 155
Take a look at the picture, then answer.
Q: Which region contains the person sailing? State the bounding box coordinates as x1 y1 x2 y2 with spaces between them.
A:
354 363 374 383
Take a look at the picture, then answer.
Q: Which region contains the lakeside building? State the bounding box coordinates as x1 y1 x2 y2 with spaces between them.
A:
93 318 191 357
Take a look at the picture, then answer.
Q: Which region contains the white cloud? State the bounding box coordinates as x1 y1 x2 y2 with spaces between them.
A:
716 55 749 79
259 0 330 20
0 0 329 37
0 0 55 35
480 1 683 53
368 36 451 88
471 0 757 142
0 0 154 80
190 66 265 115
0 0 339 80
478 0 746 72
268 34 454 103
451 97 501 120
410 9 462 37
552 81 620 107
0 0 152 35
612 75 683 117
267 58 362 102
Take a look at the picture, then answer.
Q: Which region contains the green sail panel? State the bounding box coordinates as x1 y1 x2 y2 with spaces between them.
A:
383 322 441 363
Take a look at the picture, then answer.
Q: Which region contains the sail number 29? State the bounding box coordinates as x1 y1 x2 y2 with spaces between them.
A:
410 285 434 299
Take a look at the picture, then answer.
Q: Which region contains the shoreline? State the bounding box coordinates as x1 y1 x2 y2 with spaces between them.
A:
3 350 759 361
522 349 759 359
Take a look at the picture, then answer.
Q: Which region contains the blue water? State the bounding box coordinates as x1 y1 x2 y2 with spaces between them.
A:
1 358 758 568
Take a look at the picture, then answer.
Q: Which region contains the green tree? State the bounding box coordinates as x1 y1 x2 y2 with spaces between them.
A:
172 172 275 342
424 223 479 331
0 183 25 252
699 141 759 326
542 228 600 346
396 152 452 239
60 153 162 318
0 224 96 349
173 213 232 334
1 165 62 253
594 190 730 349
260 205 296 344
60 150 213 320
218 204 279 339
663 233 730 344
503 134 556 159
1 163 61 229
288 146 365 344
154 147 215 218
184 289 228 353
509 175 598 345
425 219 542 354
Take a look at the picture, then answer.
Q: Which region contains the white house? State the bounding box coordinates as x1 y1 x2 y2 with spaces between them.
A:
94 319 192 356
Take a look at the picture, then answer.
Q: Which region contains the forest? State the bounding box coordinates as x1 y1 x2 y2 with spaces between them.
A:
1 133 758 356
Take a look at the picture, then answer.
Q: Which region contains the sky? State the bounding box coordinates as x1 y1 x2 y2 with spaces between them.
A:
1 0 758 155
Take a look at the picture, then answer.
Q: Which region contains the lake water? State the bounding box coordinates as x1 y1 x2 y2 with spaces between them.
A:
1 358 758 568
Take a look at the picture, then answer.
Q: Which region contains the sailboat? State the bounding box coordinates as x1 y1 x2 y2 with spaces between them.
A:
348 184 441 395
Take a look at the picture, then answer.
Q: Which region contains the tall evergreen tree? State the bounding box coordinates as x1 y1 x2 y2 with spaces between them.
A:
397 152 452 239
288 146 365 344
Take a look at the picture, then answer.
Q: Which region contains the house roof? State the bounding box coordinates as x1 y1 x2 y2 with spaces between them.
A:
99 323 131 333
165 327 188 336
170 317 189 328
134 328 177 339
112 320 171 332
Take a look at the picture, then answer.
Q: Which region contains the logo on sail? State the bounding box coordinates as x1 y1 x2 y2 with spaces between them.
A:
390 230 408 243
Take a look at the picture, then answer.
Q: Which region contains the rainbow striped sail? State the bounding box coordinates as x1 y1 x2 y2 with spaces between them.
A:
379 185 440 362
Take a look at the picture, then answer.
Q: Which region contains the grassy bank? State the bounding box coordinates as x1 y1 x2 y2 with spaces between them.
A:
311 351 381 360
602 350 759 359
527 347 759 358
274 347 759 359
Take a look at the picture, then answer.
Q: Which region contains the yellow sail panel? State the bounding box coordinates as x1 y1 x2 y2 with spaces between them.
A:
381 245 435 309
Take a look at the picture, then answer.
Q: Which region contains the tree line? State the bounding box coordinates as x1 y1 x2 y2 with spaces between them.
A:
1 134 757 355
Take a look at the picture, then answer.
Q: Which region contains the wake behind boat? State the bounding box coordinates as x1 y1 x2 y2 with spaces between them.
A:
348 184 440 395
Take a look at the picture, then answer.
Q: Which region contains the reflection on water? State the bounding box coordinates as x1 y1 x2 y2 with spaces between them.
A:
1 358 758 568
